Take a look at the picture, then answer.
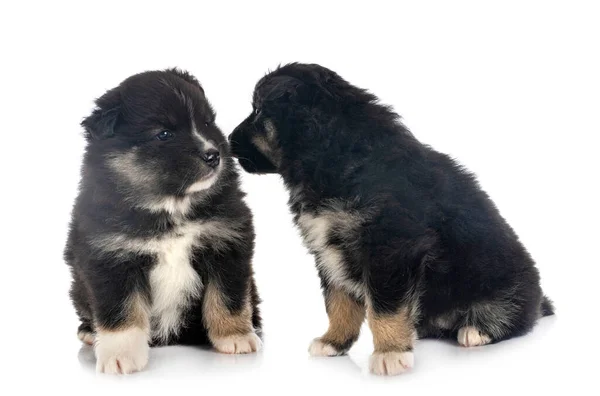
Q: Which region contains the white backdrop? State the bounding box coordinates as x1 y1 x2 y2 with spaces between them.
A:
1 0 598 394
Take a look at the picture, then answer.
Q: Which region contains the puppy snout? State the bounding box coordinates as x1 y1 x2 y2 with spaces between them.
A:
202 149 220 168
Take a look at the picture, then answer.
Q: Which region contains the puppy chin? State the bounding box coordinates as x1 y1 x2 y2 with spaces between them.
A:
185 166 220 194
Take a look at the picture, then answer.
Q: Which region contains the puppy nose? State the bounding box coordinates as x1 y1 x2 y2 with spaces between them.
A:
202 149 220 168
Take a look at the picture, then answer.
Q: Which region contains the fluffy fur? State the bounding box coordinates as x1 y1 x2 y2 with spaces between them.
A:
65 69 261 374
229 63 553 375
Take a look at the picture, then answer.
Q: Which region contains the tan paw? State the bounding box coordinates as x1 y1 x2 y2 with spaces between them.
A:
78 330 95 346
457 326 492 347
369 351 414 376
212 332 262 354
308 338 342 357
95 327 149 374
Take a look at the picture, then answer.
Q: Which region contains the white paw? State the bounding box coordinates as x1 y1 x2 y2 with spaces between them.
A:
369 351 414 376
212 332 262 354
308 338 342 357
457 326 492 347
95 327 149 374
78 330 95 346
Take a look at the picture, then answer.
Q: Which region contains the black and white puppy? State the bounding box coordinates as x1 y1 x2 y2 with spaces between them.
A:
65 69 261 374
229 63 553 376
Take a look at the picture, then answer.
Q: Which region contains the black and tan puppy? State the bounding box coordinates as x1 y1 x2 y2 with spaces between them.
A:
65 69 261 374
229 63 553 376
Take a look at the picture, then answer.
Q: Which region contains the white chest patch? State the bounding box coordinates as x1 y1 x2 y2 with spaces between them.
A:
297 212 364 298
148 231 202 343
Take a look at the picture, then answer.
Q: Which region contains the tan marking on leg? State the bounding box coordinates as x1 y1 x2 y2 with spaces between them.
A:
367 305 414 353
95 292 151 333
309 288 365 356
367 304 415 375
321 288 365 345
202 282 253 338
202 282 260 354
125 292 151 330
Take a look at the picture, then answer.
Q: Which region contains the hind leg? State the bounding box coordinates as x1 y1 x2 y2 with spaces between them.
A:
455 282 543 347
419 310 495 347
457 326 492 347
70 273 96 346
451 301 518 348
77 321 95 346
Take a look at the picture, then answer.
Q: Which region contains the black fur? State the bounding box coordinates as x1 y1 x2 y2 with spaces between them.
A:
230 63 552 353
66 69 261 350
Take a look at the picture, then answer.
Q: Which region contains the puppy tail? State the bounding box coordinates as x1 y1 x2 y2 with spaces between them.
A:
541 295 555 317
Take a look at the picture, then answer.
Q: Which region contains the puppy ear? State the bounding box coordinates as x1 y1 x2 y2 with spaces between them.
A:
81 106 121 140
81 87 122 140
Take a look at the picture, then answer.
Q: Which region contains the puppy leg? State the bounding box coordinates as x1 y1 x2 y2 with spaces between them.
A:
364 217 437 375
203 281 261 354
77 321 95 346
365 247 423 374
94 291 151 374
84 259 151 374
367 304 416 376
457 326 492 347
70 268 96 345
309 286 365 356
456 268 546 347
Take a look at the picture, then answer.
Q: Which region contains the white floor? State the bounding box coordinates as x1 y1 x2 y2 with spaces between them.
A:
20 312 576 395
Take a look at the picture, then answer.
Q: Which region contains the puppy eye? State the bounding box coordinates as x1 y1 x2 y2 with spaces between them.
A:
156 130 174 141
204 121 211 127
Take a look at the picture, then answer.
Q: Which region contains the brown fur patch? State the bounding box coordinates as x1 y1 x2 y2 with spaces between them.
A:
96 292 150 333
251 119 282 166
202 282 253 339
320 288 365 346
367 305 415 353
126 292 151 330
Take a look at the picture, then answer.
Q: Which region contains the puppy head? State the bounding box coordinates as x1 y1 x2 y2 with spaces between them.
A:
82 68 228 197
229 63 371 174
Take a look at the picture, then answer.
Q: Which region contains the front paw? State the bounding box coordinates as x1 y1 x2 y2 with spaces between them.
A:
95 327 149 374
211 332 262 354
308 338 345 357
369 351 414 376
